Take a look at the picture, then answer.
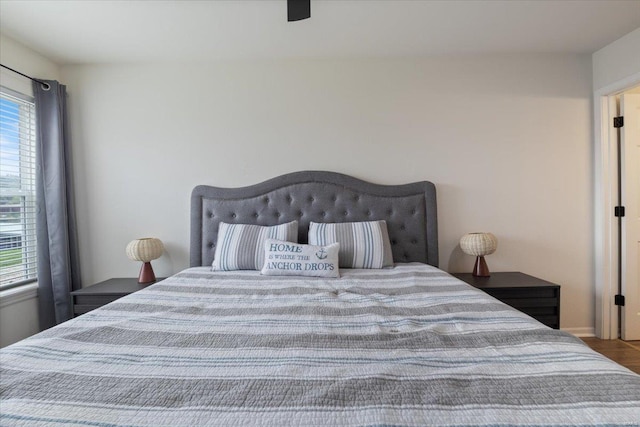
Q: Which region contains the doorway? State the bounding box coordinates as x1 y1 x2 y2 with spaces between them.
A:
616 88 640 340
595 79 640 340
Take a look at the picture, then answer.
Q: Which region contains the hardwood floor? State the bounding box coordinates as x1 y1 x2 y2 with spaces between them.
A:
581 338 640 374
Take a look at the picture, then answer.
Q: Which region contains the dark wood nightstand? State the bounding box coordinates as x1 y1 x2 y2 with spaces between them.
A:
70 277 162 317
451 272 561 329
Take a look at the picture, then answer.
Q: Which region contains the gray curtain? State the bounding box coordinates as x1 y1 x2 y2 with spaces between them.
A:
33 80 81 330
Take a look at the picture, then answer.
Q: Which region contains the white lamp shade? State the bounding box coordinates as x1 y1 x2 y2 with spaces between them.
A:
126 238 164 262
460 233 497 256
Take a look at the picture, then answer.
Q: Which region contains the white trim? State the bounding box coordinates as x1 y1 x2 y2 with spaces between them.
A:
0 68 33 97
0 282 38 308
562 327 595 338
596 72 640 98
594 70 640 339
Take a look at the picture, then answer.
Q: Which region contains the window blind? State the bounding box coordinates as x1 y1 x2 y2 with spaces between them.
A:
0 87 37 289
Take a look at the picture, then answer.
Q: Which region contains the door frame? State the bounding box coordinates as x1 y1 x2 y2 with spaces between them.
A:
594 71 640 339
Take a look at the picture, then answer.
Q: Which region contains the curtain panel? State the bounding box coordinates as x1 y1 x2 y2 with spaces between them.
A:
33 80 81 330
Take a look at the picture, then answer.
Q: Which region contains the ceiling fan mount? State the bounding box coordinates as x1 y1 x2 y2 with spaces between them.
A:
288 0 311 22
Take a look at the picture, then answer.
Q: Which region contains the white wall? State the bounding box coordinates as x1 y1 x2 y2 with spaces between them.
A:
593 27 640 91
0 34 60 347
0 285 38 347
0 34 60 96
61 54 594 332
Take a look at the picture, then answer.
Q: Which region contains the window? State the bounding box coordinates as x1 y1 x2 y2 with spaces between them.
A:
0 87 37 289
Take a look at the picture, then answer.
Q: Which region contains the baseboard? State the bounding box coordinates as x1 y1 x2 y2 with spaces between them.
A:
562 327 595 337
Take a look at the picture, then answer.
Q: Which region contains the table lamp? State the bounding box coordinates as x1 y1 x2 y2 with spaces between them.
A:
460 232 497 277
126 238 164 284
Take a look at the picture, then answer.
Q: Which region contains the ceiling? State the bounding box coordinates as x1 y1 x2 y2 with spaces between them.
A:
1 0 639 65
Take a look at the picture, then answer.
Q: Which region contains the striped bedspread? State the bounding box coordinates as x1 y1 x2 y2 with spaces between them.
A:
1 263 639 426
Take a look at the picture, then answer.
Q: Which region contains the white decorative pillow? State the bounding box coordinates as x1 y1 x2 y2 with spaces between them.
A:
212 221 298 271
261 239 340 278
308 220 393 269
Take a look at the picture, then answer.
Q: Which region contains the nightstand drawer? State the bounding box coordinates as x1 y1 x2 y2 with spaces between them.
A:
452 272 561 329
73 304 107 315
530 315 559 329
72 294 127 315
511 305 559 316
70 278 161 317
489 296 558 308
73 294 127 306
484 287 559 300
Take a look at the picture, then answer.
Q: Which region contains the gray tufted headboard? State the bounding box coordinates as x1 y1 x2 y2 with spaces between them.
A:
190 171 439 268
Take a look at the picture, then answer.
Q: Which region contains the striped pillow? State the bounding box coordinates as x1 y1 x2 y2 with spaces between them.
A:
308 220 394 269
212 221 298 271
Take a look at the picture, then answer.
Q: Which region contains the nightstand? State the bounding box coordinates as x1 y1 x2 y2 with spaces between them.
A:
451 272 561 329
70 277 162 317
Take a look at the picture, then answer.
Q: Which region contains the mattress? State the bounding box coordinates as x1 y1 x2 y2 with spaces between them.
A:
1 263 639 426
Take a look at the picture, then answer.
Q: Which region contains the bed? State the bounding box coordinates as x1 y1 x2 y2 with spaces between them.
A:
1 170 639 426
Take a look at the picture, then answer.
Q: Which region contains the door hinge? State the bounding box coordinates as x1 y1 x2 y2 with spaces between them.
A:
614 206 626 217
615 295 626 306
613 116 624 128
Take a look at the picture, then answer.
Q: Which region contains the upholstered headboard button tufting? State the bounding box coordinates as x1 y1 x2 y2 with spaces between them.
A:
190 171 438 267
